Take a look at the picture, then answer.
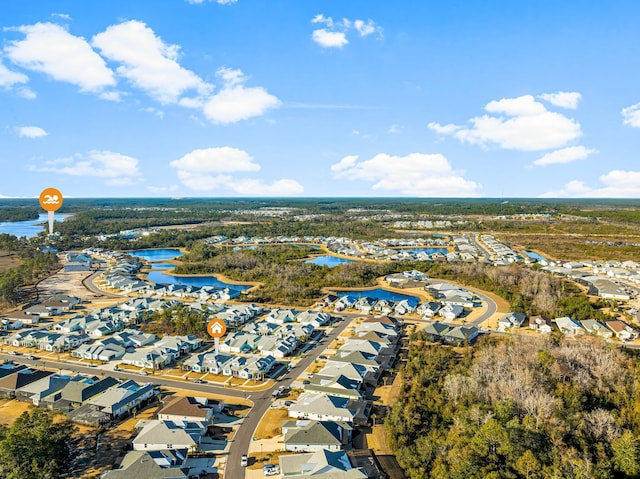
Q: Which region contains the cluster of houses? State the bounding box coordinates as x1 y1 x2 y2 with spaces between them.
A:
325 292 420 316
102 395 226 478
82 248 245 300
183 309 332 380
497 312 639 342
274 315 404 479
0 361 158 423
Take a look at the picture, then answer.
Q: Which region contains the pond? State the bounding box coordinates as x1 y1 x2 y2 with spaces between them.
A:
522 250 547 262
128 249 184 261
305 255 355 267
146 270 251 291
150 263 177 269
333 287 421 307
0 213 70 238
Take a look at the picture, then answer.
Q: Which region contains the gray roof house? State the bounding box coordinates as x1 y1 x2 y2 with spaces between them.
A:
132 420 207 452
498 312 528 331
279 449 367 479
101 449 189 479
283 420 349 452
14 373 74 406
0 368 52 398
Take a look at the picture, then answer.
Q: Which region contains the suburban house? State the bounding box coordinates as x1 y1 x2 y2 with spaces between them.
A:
555 317 585 335
529 316 554 334
132 420 207 452
303 374 363 400
182 352 234 375
283 420 350 452
14 373 75 406
580 319 613 339
0 368 51 398
498 312 528 331
82 380 157 420
158 396 223 423
100 449 189 479
605 320 639 341
289 393 359 423
42 376 119 412
278 449 367 479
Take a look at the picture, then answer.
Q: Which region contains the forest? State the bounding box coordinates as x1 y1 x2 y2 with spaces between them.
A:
0 234 59 305
386 335 640 479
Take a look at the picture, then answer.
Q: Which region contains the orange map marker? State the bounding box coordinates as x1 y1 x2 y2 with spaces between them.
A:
39 187 63 235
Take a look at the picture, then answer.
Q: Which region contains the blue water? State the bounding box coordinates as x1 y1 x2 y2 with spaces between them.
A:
128 249 183 261
0 213 70 238
334 288 420 307
150 263 177 269
405 248 448 255
146 270 250 291
522 250 547 262
306 255 354 267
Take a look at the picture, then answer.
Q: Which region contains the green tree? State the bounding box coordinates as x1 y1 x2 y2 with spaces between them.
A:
612 430 640 476
0 409 75 479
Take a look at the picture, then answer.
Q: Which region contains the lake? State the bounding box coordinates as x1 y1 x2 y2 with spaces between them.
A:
128 249 184 261
306 255 355 267
0 213 70 238
146 270 251 291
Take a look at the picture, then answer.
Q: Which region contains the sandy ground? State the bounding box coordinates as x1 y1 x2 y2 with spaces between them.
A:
0 398 32 426
254 408 289 440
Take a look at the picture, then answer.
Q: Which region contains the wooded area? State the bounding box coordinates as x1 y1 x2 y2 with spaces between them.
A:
387 336 640 478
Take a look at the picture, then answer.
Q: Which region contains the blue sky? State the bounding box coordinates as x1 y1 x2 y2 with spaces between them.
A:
2 0 640 198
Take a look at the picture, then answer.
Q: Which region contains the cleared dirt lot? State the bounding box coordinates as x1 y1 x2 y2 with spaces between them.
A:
0 398 32 425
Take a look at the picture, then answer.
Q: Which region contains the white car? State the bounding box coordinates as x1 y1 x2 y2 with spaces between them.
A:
241 454 248 467
263 464 279 476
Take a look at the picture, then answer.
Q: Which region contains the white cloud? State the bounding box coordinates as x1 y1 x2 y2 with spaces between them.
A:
0 57 29 89
622 102 640 127
4 22 115 93
331 155 358 172
354 19 379 37
92 20 211 104
430 94 582 151
17 126 48 138
51 13 72 20
170 147 260 173
202 68 280 124
171 147 303 195
312 29 348 48
330 152 481 196
541 170 640 198
427 122 461 135
311 15 381 48
539 91 582 109
531 146 597 167
388 124 403 134
30 150 142 185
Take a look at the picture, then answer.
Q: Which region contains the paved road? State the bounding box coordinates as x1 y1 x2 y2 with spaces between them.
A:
468 289 498 326
225 316 353 479
0 354 249 399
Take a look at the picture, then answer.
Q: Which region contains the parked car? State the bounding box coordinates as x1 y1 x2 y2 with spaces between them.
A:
192 379 206 384
263 464 279 476
241 454 248 467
